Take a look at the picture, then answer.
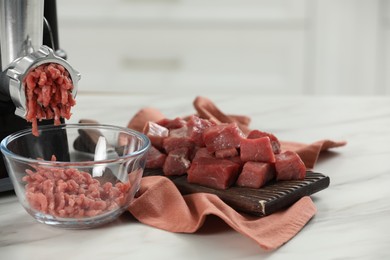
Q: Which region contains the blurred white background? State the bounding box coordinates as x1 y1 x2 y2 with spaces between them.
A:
57 0 389 96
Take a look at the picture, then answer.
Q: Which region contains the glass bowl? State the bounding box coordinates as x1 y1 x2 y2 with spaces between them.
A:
0 123 150 229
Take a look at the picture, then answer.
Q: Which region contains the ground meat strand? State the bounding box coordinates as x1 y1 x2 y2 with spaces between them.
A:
22 156 131 218
23 63 76 136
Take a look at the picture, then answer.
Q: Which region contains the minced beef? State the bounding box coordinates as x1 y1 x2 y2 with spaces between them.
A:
23 63 76 136
22 156 130 218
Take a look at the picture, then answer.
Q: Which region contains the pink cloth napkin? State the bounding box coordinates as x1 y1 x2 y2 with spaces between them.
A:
129 177 316 251
125 96 346 251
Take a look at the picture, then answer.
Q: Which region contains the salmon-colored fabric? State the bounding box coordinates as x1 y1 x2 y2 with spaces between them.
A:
281 140 347 169
129 177 316 251
124 96 346 251
127 107 165 132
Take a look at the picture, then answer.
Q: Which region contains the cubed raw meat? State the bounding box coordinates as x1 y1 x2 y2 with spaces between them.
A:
169 126 189 139
192 147 214 161
157 117 187 130
187 157 240 190
236 162 275 188
143 121 169 149
162 136 195 154
215 147 238 159
163 147 191 176
145 146 167 169
203 123 245 153
247 129 281 154
275 151 306 181
240 136 275 163
186 115 215 146
226 156 243 167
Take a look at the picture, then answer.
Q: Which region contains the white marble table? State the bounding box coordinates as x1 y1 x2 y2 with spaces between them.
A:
1 93 389 259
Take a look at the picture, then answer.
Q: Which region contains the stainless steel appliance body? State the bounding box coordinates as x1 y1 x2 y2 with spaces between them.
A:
0 0 80 191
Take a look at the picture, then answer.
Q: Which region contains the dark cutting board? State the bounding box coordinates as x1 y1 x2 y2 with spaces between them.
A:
144 169 329 217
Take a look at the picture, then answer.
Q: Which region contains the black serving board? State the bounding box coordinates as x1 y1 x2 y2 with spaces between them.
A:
144 169 329 217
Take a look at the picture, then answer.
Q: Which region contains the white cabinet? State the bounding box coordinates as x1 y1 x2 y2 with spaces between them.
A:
57 0 307 95
60 26 306 95
57 0 388 95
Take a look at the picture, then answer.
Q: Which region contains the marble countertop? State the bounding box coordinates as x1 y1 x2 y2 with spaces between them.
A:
1 93 389 259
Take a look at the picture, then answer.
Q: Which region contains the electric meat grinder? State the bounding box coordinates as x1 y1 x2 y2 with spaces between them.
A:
0 0 80 191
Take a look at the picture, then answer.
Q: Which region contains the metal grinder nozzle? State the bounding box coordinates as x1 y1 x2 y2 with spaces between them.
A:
6 45 80 119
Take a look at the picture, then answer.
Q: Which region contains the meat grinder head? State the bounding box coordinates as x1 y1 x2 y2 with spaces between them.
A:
0 0 80 119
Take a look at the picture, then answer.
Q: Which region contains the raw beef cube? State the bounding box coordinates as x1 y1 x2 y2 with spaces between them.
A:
186 115 215 146
169 125 188 138
162 136 195 154
162 124 195 153
226 156 243 167
203 123 245 153
224 156 244 173
192 147 215 161
240 136 275 163
143 121 169 149
163 147 191 176
275 151 306 181
146 146 167 169
187 157 240 189
157 117 187 130
236 162 275 188
247 130 281 154
215 147 238 159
